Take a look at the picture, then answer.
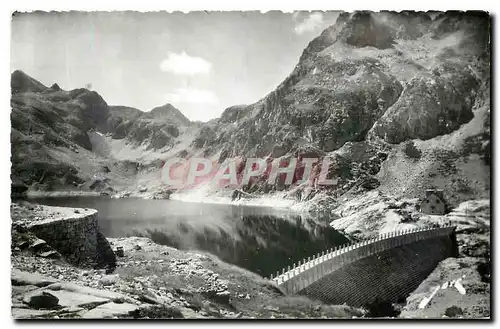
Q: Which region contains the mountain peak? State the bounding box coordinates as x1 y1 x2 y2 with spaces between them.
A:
149 103 178 114
11 70 48 94
50 83 62 91
145 103 191 126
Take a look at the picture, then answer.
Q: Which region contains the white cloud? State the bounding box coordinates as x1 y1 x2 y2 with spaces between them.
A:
165 88 219 105
160 52 212 75
294 12 324 35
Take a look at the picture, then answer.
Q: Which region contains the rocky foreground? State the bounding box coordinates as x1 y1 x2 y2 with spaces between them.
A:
11 202 364 319
399 199 490 318
10 197 491 319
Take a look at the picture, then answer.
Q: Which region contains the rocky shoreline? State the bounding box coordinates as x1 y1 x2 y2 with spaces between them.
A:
11 193 491 320
11 195 491 319
10 202 365 319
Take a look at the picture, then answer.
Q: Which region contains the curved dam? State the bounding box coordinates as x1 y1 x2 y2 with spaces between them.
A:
270 225 458 307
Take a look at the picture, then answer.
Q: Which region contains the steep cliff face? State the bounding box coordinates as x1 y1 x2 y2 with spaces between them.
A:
196 56 402 159
369 11 490 144
370 62 479 143
191 11 489 159
172 11 490 206
191 13 407 159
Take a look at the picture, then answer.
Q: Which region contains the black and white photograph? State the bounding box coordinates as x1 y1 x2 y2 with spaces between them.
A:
8 7 491 320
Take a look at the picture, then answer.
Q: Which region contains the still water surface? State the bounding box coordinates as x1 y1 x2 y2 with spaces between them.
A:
30 197 348 277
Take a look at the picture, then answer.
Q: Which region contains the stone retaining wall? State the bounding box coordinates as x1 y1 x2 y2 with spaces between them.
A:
28 209 116 269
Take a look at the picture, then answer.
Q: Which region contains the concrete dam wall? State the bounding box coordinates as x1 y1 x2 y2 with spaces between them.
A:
271 225 457 307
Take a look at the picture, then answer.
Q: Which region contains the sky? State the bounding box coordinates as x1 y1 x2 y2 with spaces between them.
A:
11 11 340 122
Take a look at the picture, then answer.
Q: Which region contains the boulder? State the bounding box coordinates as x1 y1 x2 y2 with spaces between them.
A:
23 291 59 309
80 302 139 319
44 282 136 304
94 231 117 270
202 289 231 305
38 250 62 259
12 284 39 298
152 190 173 200
12 270 58 287
11 308 57 319
99 274 119 286
377 152 388 161
48 290 109 308
29 239 48 252
18 240 30 249
115 246 124 257
445 306 464 317
360 178 381 190
138 292 164 305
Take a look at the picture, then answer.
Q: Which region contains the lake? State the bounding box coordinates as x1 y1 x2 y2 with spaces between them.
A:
29 197 349 278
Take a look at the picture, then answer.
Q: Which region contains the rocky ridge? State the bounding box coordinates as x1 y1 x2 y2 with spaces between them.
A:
10 72 194 193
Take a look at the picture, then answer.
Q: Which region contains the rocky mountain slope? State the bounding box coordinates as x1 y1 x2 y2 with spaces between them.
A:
173 11 490 208
10 71 195 192
10 11 490 207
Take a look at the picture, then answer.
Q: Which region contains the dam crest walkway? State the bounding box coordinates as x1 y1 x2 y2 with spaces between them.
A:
270 224 456 297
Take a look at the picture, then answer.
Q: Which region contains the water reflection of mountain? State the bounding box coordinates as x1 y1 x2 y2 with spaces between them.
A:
29 197 349 277
134 212 349 278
